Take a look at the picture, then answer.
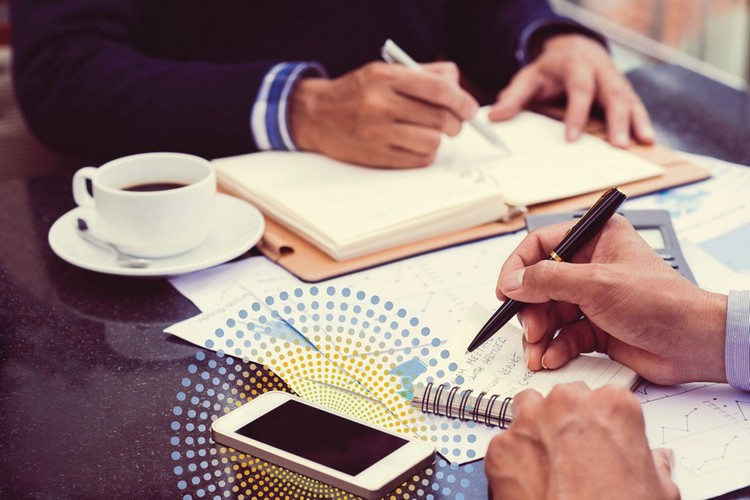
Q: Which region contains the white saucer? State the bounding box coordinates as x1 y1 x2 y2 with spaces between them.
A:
48 194 265 277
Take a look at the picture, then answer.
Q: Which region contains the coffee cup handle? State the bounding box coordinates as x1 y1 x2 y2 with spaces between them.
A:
72 167 98 209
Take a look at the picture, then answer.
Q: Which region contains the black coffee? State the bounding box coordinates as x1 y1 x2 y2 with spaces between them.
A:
123 182 187 192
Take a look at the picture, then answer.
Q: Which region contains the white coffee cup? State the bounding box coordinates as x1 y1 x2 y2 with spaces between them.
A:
72 152 216 258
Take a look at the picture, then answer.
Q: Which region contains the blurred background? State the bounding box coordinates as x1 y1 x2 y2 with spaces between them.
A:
551 0 749 88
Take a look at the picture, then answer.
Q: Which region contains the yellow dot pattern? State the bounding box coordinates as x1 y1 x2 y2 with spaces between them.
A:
172 288 482 498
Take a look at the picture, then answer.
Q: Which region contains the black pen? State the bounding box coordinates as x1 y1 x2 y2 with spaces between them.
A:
466 187 628 353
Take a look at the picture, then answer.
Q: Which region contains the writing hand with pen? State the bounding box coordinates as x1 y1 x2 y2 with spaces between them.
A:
288 57 479 169
484 214 730 500
288 33 654 169
496 214 728 386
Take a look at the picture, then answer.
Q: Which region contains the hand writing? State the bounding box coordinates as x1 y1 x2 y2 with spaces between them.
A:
496 215 727 385
289 62 478 168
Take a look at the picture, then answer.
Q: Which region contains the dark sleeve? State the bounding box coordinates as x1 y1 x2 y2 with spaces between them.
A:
446 0 594 102
10 0 278 162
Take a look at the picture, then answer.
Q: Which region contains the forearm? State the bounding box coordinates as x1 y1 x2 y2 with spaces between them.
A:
11 1 276 161
446 0 582 98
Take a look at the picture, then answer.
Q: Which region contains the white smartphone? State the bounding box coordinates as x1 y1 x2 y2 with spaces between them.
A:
211 391 435 499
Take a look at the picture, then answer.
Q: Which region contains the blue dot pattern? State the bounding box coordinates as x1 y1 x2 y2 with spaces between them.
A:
171 288 492 498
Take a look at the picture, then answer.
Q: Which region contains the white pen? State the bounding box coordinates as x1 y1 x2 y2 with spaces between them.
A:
381 39 511 154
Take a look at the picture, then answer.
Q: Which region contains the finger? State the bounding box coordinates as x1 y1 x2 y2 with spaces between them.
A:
390 93 463 136
522 301 581 344
510 388 543 423
391 69 478 120
421 61 461 84
497 215 637 302
386 122 443 156
523 332 549 371
630 98 656 145
562 67 595 142
370 147 434 169
651 448 680 499
596 75 632 148
500 259 605 305
496 221 579 300
488 67 543 121
540 318 609 369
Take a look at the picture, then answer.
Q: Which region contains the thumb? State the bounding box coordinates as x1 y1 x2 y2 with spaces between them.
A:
651 448 680 499
498 260 595 305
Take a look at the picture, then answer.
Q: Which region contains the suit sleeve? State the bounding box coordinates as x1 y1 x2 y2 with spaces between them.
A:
446 0 587 101
10 0 278 161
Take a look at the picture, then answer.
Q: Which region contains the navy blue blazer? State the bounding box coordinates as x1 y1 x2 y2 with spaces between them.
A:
11 0 573 162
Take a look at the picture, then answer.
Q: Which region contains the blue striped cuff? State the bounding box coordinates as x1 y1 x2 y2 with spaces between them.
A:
726 290 750 391
251 61 327 151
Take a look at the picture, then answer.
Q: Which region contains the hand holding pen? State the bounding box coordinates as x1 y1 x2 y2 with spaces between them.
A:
381 39 511 154
467 187 627 353
289 44 480 169
483 189 728 386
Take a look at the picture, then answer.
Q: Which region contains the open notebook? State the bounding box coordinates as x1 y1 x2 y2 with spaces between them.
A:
409 305 640 428
213 111 665 261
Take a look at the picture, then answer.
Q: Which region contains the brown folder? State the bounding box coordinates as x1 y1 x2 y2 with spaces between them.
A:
229 124 710 282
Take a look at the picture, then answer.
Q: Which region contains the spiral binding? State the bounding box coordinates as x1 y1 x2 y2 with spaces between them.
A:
413 383 514 429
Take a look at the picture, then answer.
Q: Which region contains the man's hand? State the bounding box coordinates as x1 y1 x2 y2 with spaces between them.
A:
489 34 655 148
496 215 728 385
289 61 478 168
485 384 679 500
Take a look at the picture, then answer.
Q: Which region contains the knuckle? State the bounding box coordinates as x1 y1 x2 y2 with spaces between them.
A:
548 381 588 402
422 132 442 152
533 259 561 285
364 61 392 79
598 385 642 415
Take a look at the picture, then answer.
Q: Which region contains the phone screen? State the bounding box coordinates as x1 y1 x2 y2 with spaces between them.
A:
236 400 408 476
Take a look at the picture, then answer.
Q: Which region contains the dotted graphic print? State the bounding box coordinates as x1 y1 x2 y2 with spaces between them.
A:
171 287 490 498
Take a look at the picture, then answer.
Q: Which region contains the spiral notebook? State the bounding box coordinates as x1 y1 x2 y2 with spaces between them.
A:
409 305 641 429
412 382 516 429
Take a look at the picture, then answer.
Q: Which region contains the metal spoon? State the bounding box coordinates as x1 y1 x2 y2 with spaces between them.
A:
75 218 152 268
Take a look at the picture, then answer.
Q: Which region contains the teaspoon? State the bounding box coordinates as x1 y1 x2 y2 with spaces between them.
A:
76 218 152 269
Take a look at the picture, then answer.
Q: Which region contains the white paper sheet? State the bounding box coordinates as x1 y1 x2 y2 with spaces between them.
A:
169 151 750 497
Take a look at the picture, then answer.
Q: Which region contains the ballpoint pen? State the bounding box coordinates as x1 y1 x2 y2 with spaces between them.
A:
466 187 628 353
381 39 511 154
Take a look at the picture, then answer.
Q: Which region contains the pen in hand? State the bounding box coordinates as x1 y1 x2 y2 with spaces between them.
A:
466 187 628 353
380 39 511 154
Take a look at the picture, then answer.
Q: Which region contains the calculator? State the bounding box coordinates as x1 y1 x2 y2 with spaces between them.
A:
524 209 696 284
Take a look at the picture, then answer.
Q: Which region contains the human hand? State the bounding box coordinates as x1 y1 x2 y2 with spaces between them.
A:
485 383 679 500
288 61 478 168
496 215 728 385
488 34 655 148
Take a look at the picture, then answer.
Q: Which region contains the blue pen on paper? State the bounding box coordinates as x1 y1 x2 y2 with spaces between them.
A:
381 39 511 155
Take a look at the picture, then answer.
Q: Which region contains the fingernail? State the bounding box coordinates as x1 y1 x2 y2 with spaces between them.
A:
567 126 580 141
615 132 629 147
667 448 676 468
523 344 529 366
499 268 525 292
540 354 548 370
522 321 529 342
643 126 655 141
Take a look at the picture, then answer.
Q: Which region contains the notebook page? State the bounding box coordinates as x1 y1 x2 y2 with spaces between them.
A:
214 151 507 260
417 304 639 398
436 111 665 207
